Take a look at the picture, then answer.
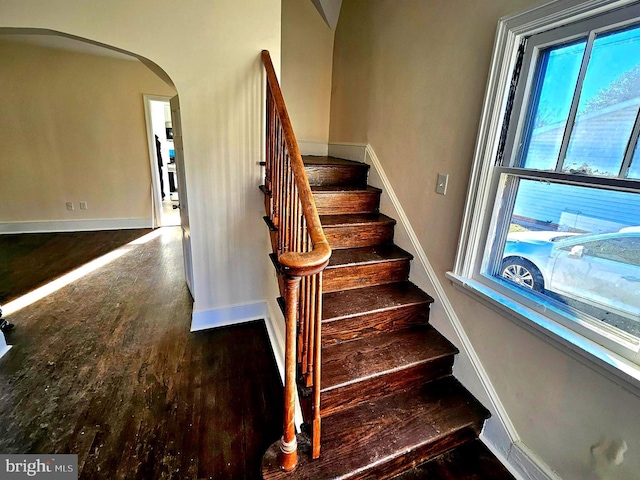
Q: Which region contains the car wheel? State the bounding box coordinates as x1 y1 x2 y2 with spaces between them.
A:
501 257 544 292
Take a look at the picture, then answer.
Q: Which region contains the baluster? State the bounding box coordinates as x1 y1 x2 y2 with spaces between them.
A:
300 225 310 374
306 272 316 388
281 275 300 471
273 115 281 227
265 88 273 197
312 271 323 459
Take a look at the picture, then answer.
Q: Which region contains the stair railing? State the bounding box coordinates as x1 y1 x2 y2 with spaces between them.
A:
262 50 331 471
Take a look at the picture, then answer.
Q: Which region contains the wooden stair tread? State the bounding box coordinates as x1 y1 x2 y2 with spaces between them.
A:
327 245 412 269
303 155 367 167
311 185 381 193
323 282 434 322
322 325 458 393
265 377 489 479
320 213 395 227
391 440 516 480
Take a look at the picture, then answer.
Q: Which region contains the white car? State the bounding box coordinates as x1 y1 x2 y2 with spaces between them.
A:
501 229 640 320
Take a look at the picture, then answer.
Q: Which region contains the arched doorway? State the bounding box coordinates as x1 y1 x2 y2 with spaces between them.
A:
0 30 193 295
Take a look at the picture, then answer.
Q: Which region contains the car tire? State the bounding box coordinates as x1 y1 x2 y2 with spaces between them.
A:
501 257 545 292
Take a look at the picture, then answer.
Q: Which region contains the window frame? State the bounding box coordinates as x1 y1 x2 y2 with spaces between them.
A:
448 0 640 387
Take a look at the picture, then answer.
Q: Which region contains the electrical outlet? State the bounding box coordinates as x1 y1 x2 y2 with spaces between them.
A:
80 201 88 210
66 202 74 211
436 173 449 195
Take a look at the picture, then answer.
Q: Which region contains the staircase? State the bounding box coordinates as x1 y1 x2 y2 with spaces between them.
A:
261 156 515 479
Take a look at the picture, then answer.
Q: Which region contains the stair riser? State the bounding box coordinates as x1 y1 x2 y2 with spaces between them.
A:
321 359 454 418
314 192 380 215
353 426 483 480
306 165 369 187
323 260 410 293
322 304 430 346
324 224 395 249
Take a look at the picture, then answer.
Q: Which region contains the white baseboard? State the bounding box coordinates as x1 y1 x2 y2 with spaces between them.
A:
0 217 153 234
298 141 328 156
190 301 267 332
0 333 10 361
507 442 562 480
328 142 367 162
264 299 286 384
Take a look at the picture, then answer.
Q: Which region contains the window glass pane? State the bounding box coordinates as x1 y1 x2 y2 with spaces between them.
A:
491 178 640 337
520 41 586 170
563 25 640 176
628 143 640 178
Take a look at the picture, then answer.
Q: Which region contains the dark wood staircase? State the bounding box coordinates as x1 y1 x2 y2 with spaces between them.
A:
261 156 515 479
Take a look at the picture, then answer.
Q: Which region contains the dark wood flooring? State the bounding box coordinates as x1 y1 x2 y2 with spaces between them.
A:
392 440 514 479
0 228 152 304
0 227 283 479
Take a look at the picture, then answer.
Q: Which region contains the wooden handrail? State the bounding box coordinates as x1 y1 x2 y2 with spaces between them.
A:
261 50 331 276
261 50 331 470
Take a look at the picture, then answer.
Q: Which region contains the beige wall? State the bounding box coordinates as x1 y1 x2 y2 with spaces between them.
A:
0 39 175 226
330 1 640 479
0 0 281 312
281 0 334 146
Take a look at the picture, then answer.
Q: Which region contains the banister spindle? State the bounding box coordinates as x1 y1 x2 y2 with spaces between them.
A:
281 274 300 471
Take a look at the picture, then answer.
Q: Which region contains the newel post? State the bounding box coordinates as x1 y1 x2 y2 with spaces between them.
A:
281 274 301 471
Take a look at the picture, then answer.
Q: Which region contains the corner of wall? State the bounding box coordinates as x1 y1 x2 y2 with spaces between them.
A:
190 301 267 332
298 141 329 156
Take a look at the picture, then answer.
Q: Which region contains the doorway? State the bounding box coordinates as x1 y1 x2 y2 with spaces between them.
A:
144 95 180 227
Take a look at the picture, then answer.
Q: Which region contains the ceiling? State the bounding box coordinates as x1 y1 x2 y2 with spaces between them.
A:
0 32 137 61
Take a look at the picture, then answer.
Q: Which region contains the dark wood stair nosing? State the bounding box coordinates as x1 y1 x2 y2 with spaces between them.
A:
320 213 397 227
263 216 277 232
321 354 456 394
326 245 414 269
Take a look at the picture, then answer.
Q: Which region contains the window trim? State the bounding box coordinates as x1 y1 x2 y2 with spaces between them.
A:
450 0 640 389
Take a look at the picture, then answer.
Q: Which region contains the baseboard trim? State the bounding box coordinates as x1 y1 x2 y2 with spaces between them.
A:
0 346 11 361
328 142 367 162
507 442 562 480
0 217 153 234
264 300 286 384
190 301 267 332
0 334 10 361
298 141 328 156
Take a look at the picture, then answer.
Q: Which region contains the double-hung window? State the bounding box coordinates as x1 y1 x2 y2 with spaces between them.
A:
451 0 640 373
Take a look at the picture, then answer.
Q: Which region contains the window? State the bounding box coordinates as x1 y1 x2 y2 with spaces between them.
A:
451 0 640 370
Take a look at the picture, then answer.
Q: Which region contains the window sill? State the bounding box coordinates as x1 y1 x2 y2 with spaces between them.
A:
446 271 640 397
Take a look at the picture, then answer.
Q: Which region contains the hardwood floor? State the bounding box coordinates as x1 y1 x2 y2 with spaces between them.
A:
0 227 283 479
0 228 152 304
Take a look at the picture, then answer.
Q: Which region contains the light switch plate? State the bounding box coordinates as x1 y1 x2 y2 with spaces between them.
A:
436 173 449 195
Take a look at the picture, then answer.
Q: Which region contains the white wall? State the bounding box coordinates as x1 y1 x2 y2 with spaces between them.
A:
281 0 335 151
0 0 281 314
329 1 640 479
0 39 176 229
